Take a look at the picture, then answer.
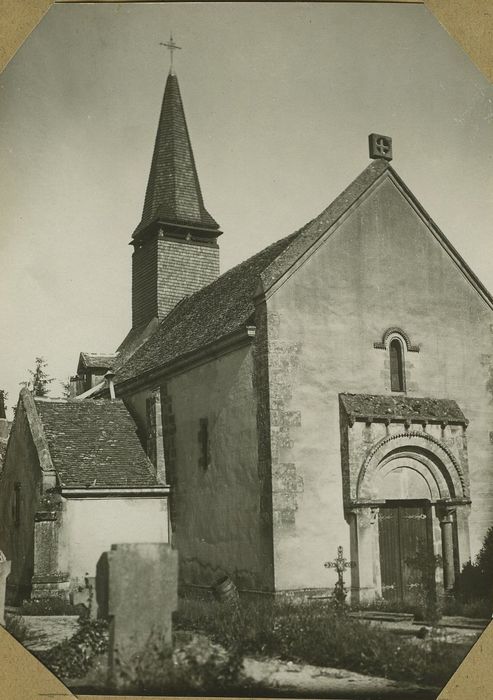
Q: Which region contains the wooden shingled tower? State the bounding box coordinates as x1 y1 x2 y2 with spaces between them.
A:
131 43 222 329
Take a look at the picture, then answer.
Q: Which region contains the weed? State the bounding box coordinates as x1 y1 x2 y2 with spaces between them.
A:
19 597 87 617
175 595 466 688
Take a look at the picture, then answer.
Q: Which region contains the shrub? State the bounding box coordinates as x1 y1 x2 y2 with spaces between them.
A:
453 526 493 615
37 619 109 679
111 631 245 695
442 594 491 619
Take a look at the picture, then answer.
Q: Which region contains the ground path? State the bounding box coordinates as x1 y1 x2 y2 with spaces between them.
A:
17 614 80 652
244 656 437 698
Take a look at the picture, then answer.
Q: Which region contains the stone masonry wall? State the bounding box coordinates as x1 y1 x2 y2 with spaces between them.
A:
121 345 267 592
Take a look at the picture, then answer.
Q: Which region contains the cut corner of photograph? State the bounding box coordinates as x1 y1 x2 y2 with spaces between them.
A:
0 2 493 700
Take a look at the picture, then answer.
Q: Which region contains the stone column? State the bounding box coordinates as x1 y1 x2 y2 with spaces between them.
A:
146 390 166 484
438 505 456 592
349 506 380 603
0 551 11 626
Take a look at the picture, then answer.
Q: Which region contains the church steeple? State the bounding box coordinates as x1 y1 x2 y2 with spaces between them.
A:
133 70 220 240
131 45 222 329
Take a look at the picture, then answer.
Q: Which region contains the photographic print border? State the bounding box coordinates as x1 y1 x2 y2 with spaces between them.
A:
0 1 492 699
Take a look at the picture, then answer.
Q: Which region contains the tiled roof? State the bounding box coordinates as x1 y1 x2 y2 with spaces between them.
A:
116 230 300 383
260 159 389 292
79 352 118 370
133 72 220 238
116 160 389 385
35 399 158 488
339 393 467 424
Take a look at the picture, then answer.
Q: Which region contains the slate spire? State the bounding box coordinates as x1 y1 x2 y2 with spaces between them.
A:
133 71 220 239
130 62 222 330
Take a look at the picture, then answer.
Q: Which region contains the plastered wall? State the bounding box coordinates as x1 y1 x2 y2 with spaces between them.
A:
63 496 168 584
0 401 42 597
266 175 493 590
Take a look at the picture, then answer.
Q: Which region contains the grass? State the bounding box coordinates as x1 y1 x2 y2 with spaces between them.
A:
175 595 468 688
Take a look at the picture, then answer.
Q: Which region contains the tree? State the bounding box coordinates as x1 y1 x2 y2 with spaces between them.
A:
22 357 54 398
61 378 72 400
0 390 7 419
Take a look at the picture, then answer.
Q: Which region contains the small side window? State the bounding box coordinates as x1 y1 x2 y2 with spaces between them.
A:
198 418 210 470
13 482 21 527
389 338 405 392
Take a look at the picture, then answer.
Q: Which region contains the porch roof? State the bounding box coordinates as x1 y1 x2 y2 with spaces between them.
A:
339 393 467 425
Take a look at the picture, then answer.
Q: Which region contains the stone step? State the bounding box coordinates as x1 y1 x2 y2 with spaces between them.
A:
349 610 415 623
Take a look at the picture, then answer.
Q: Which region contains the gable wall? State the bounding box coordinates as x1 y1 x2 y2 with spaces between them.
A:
0 399 42 599
265 176 493 591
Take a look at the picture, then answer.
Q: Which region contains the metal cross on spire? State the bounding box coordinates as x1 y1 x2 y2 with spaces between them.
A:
160 32 182 74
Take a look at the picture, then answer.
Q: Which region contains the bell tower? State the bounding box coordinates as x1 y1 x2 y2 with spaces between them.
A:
131 36 222 330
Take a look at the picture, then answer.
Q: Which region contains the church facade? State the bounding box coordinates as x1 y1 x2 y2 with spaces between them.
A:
2 61 493 605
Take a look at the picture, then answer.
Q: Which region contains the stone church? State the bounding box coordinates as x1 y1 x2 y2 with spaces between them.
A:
2 57 493 605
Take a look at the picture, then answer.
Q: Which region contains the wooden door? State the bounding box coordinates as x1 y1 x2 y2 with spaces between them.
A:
379 501 434 603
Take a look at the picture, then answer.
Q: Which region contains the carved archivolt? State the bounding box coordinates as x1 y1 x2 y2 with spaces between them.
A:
373 327 420 352
357 431 469 501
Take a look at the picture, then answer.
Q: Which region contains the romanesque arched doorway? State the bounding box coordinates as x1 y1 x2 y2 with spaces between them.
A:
351 434 471 604
339 393 471 605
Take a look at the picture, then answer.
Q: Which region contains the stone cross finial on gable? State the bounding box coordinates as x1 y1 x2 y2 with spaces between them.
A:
369 133 393 161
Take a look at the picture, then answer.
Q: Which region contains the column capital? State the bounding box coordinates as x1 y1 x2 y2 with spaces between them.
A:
347 505 380 528
436 501 456 524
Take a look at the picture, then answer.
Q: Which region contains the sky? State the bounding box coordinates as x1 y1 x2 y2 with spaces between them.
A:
0 2 492 417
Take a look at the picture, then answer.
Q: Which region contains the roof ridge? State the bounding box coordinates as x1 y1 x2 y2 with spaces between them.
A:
260 159 390 293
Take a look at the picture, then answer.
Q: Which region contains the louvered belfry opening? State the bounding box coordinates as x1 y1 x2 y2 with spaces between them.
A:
131 71 222 329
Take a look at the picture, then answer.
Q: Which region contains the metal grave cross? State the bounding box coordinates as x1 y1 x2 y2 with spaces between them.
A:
160 32 182 71
324 545 355 605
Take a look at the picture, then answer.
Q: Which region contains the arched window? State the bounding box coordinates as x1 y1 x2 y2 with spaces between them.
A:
389 338 405 392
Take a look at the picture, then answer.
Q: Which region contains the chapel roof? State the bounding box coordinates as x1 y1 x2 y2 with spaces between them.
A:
78 352 118 371
115 159 389 385
339 393 467 425
133 71 220 239
35 398 158 488
115 229 300 384
115 155 493 389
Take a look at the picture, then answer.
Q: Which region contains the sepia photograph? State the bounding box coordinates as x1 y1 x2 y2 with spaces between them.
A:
0 2 492 698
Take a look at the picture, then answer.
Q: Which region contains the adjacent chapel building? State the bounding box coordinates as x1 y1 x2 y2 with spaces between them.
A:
2 59 493 605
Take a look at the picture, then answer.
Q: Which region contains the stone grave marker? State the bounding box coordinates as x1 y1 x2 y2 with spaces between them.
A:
0 550 11 627
96 542 178 690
